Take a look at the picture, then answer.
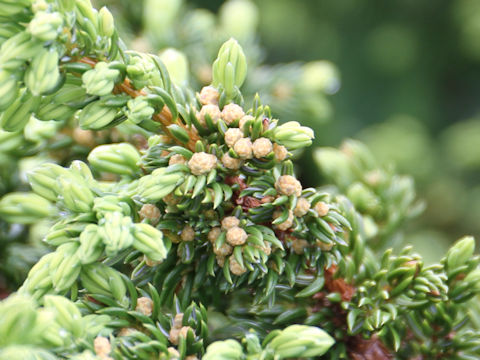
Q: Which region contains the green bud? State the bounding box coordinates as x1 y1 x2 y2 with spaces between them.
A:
0 295 44 347
44 221 88 246
49 243 81 292
44 295 83 338
203 339 244 360
212 38 247 99
168 124 190 144
99 211 134 256
244 331 262 354
58 176 94 213
27 162 69 202
75 0 97 25
93 196 130 219
126 52 163 89
0 31 43 64
80 263 113 297
126 96 155 124
0 70 18 111
158 48 189 84
37 103 74 121
78 98 119 130
0 90 40 132
77 13 100 45
78 224 104 264
446 236 475 274
0 192 55 224
50 82 88 105
19 253 55 296
137 168 185 202
219 0 259 43
98 6 115 38
25 49 61 96
28 11 63 41
43 230 73 247
273 121 314 150
0 129 23 153
36 88 80 121
24 117 59 142
88 143 141 176
133 223 167 262
82 314 111 340
80 263 127 305
39 316 68 348
82 62 120 96
70 160 95 184
266 325 335 358
48 243 77 274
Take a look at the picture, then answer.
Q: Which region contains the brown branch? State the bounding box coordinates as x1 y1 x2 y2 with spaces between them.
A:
324 265 356 302
347 335 393 360
76 57 200 151
311 266 393 359
78 57 97 67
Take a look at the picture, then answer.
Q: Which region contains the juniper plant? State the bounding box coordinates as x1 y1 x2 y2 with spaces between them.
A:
0 0 339 292
0 1 479 359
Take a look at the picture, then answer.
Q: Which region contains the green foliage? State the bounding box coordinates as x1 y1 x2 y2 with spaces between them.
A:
0 1 478 360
